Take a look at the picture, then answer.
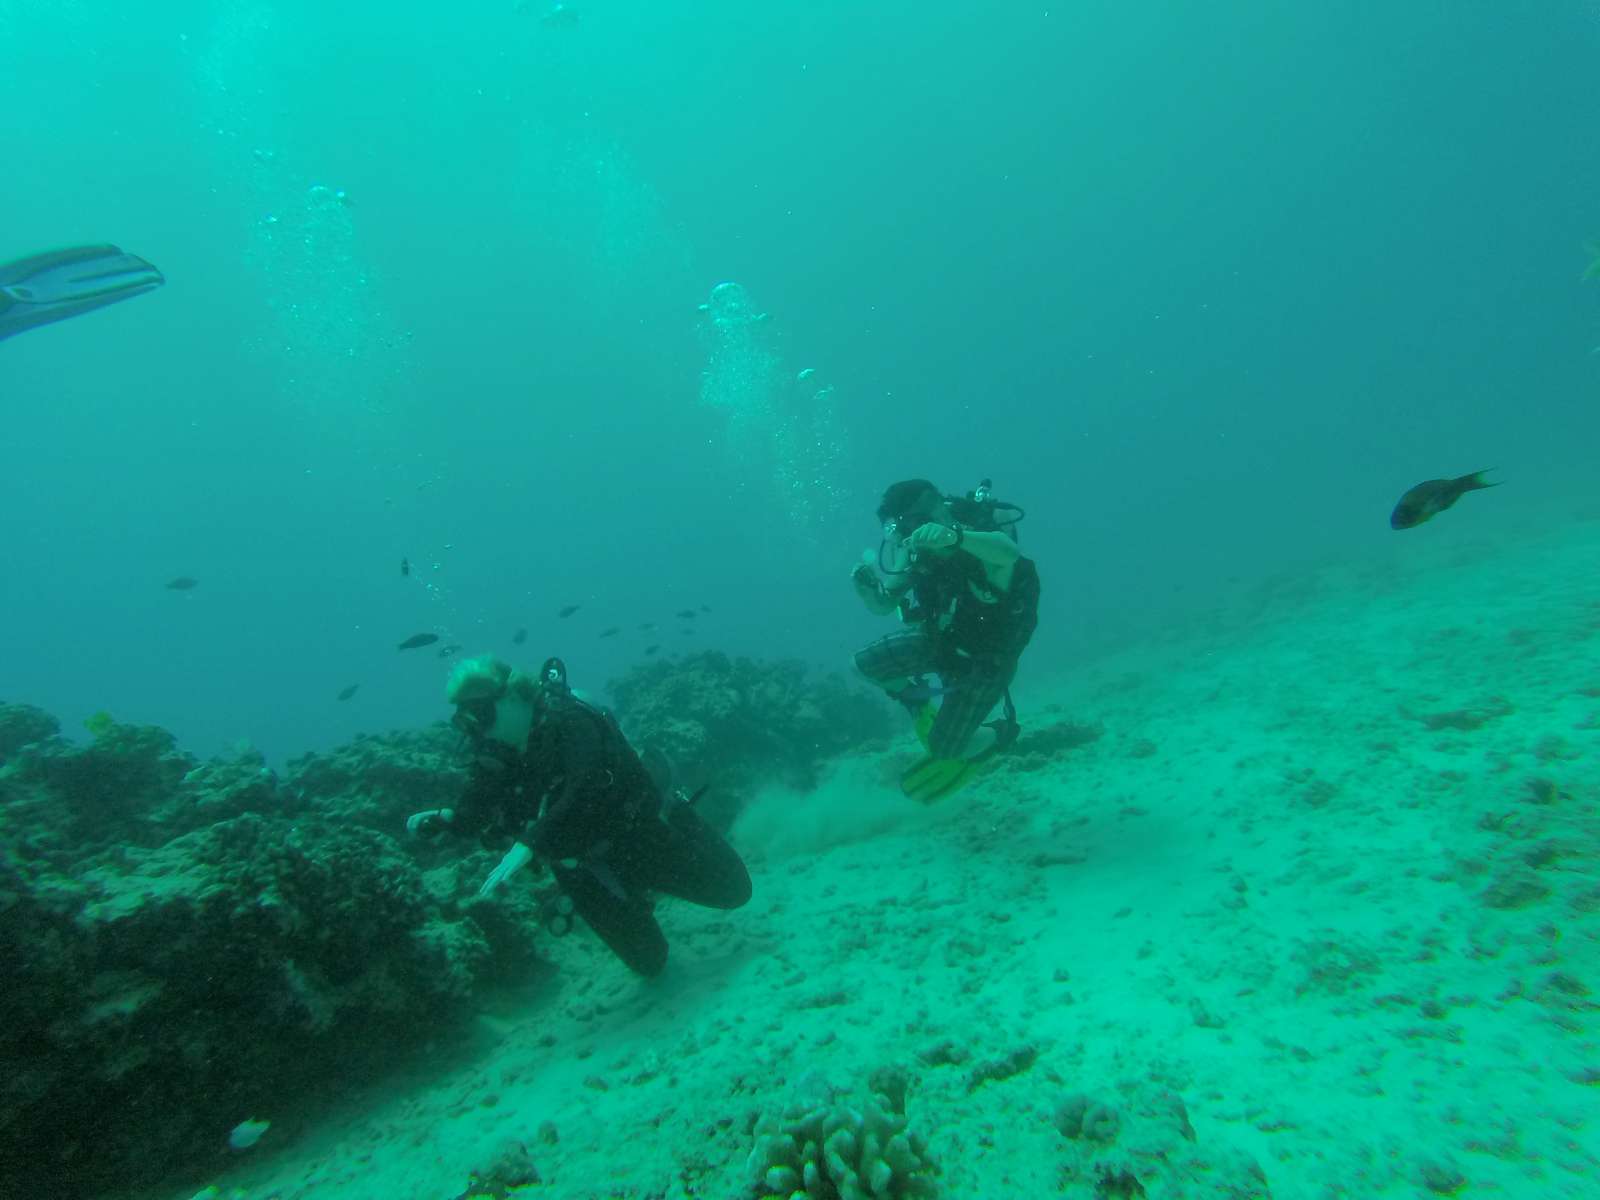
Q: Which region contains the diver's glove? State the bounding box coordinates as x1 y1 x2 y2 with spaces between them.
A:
478 841 535 898
406 808 455 839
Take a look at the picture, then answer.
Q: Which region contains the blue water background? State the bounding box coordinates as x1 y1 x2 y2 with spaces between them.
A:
2 1 1597 761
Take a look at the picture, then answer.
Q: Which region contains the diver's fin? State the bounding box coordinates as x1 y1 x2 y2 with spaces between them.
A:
900 755 984 803
0 245 164 342
913 702 936 751
901 709 1018 802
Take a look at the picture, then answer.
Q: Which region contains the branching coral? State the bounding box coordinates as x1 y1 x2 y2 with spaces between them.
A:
747 1073 938 1199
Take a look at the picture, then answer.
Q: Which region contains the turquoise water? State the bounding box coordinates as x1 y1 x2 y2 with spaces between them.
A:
3 7 1600 1198
4 2 1595 759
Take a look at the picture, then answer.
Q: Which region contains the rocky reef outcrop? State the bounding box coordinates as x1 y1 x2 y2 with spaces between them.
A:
609 651 892 827
0 706 540 1197
0 654 889 1196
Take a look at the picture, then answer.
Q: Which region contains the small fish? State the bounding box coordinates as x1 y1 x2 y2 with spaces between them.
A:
638 622 655 631
512 628 528 645
437 643 462 658
229 1118 271 1152
397 632 440 650
681 627 695 635
400 557 410 577
84 711 115 737
166 577 198 590
675 609 697 619
797 367 816 383
1389 470 1499 530
700 604 711 613
644 644 660 656
558 604 580 618
336 684 360 701
598 626 620 638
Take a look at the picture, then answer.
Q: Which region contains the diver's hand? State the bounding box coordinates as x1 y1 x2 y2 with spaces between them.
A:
905 522 959 552
406 808 455 838
853 561 895 616
478 841 535 897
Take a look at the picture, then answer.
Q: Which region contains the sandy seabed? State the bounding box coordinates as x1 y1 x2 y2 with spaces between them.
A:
184 518 1599 1200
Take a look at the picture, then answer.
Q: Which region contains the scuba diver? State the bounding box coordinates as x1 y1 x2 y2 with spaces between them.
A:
851 478 1040 802
406 655 752 977
0 245 164 342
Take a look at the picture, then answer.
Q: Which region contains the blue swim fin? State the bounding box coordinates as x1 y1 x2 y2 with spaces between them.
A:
0 245 164 342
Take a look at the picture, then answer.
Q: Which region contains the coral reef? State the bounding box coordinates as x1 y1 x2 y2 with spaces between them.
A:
609 651 892 826
0 648 884 1195
0 706 544 1197
746 1070 938 1199
0 701 58 762
282 724 465 834
3 712 206 851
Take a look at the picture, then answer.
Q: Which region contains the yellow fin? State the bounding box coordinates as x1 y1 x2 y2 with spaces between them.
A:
900 755 979 803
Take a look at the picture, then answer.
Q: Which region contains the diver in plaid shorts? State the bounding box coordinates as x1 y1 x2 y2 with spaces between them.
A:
850 478 1040 801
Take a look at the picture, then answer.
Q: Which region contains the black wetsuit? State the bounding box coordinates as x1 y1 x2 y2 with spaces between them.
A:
855 547 1039 758
454 697 751 976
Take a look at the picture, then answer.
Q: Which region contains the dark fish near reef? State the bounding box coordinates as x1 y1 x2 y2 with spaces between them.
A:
336 684 360 701
644 644 660 656
598 626 620 638
437 643 462 658
512 628 528 645
558 604 580 618
675 609 697 619
397 632 440 650
700 605 711 613
400 557 410 577
166 577 198 590
1390 470 1499 530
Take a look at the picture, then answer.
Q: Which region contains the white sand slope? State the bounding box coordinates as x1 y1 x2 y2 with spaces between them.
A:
191 519 1599 1200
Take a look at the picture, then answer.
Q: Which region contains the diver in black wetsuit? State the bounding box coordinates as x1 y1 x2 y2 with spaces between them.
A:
407 655 751 977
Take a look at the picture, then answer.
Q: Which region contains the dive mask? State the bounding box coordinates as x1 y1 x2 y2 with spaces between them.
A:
451 696 498 738
878 515 919 574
